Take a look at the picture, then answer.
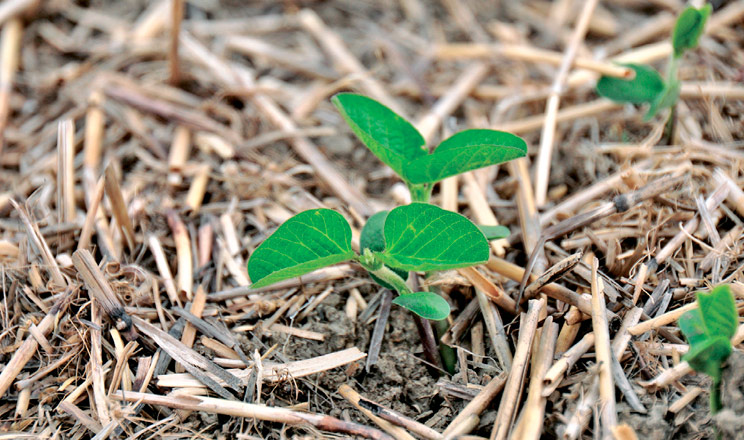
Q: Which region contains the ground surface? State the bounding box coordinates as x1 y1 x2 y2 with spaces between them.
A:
0 0 743 439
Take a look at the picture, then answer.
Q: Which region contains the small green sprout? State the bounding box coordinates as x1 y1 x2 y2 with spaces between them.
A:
596 4 711 121
331 93 527 202
248 94 526 322
677 284 738 414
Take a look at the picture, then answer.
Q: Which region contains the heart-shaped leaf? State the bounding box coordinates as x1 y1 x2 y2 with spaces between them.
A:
360 210 408 289
672 4 712 58
596 64 665 105
248 209 355 288
478 225 510 241
392 291 450 320
332 93 426 180
403 129 527 184
698 284 738 340
683 336 732 383
379 203 489 271
678 308 707 347
678 284 738 383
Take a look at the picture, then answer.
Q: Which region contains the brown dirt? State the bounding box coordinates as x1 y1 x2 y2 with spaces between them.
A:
0 0 743 439
715 351 744 439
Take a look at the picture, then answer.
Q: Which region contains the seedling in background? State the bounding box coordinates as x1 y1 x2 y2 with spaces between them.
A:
596 4 711 122
248 94 525 372
678 284 738 414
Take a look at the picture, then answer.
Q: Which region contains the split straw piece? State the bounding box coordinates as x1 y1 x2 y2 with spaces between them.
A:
167 211 193 300
442 373 507 437
90 297 112 426
104 164 137 253
177 286 207 373
590 258 617 437
458 266 517 313
339 384 418 440
534 0 599 207
169 0 184 85
72 249 138 341
112 390 392 440
57 120 76 223
512 316 558 440
148 234 180 305
0 18 22 150
0 288 74 398
490 298 545 440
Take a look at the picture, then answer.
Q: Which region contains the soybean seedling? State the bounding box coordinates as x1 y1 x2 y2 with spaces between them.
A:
677 284 738 414
248 93 526 372
596 4 711 125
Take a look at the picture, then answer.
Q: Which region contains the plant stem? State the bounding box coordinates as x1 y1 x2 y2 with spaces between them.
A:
412 315 445 372
366 264 412 295
433 318 457 374
711 379 722 414
407 181 458 374
666 55 679 85
662 54 679 143
409 183 432 204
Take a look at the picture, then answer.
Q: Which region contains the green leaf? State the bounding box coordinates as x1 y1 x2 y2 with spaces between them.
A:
679 308 707 347
379 203 489 271
683 336 731 383
698 284 738 340
596 64 665 104
644 80 680 121
672 4 712 58
403 129 527 184
392 291 450 320
360 210 408 289
332 93 426 180
248 209 355 288
478 225 510 241
678 284 738 382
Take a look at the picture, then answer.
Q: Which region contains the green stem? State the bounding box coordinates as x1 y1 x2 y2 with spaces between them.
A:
363 261 413 295
666 55 680 85
711 378 723 414
433 317 457 374
409 183 432 204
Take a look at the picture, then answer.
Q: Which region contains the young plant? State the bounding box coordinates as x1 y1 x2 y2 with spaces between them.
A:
247 94 526 370
331 93 527 204
248 203 491 320
677 284 738 414
596 4 711 122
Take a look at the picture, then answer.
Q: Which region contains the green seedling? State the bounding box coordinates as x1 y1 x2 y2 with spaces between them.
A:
247 93 525 371
596 4 711 122
331 93 527 202
677 284 738 414
248 203 489 320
